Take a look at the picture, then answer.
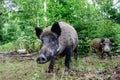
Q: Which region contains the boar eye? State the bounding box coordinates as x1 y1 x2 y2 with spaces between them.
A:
109 43 112 46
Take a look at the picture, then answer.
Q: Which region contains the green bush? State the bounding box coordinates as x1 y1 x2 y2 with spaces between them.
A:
0 0 120 54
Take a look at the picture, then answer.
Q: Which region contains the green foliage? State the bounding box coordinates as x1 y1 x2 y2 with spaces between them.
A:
78 40 90 55
0 0 120 54
0 0 43 51
0 42 16 51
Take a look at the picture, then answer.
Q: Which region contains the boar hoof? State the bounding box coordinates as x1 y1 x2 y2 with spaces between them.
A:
64 68 70 76
64 71 70 77
46 69 53 73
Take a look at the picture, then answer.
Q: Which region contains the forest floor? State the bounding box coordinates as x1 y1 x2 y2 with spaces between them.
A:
0 53 120 80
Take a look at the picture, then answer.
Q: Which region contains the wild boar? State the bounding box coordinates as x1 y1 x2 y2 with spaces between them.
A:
34 22 78 73
90 38 113 59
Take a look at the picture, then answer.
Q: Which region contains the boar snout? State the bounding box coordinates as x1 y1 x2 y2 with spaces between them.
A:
104 48 110 52
36 54 47 64
102 44 111 53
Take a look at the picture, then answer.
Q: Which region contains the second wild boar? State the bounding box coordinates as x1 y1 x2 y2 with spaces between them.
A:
90 38 113 59
34 22 78 73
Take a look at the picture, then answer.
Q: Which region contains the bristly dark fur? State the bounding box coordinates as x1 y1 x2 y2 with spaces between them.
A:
35 22 79 74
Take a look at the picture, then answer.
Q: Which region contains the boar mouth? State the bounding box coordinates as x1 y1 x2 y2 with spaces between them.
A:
103 52 110 57
103 51 110 53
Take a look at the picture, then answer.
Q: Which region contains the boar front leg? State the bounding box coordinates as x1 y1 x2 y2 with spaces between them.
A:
101 52 105 59
106 52 112 59
48 58 55 73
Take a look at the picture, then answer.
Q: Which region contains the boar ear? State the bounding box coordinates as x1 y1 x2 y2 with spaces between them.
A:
34 26 42 38
51 22 61 36
100 38 104 45
101 38 105 43
110 38 114 43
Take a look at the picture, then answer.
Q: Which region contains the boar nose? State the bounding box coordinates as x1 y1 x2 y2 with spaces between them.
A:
104 48 110 52
36 54 47 64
